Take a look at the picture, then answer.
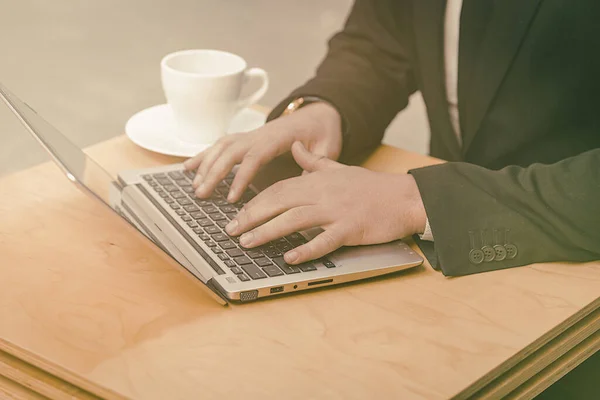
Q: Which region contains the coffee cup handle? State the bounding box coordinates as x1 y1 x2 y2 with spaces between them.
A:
237 68 269 111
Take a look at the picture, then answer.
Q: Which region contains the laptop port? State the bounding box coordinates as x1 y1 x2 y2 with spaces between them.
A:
307 279 333 287
270 286 284 294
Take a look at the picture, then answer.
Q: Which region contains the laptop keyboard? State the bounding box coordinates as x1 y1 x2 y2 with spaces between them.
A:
142 170 336 282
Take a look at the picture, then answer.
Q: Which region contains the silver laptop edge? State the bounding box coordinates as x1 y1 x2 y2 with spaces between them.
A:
1 83 423 303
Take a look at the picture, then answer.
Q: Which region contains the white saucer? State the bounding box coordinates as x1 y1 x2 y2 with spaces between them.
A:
125 104 266 157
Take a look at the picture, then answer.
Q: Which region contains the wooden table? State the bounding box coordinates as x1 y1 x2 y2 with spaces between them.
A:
0 135 598 400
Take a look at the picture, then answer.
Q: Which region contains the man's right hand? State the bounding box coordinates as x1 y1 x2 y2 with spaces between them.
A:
183 102 343 203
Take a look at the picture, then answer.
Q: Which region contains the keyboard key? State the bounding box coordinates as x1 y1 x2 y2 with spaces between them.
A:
168 171 185 180
184 205 200 213
163 184 178 192
218 254 229 261
321 258 336 268
175 210 186 216
152 173 167 178
262 245 282 258
191 211 205 220
148 181 158 187
177 198 192 205
159 192 169 198
171 191 185 199
241 264 267 280
193 227 203 234
216 187 230 197
255 257 272 267
199 234 210 241
195 200 212 207
202 206 218 214
220 241 237 250
143 175 153 181
199 219 213 227
165 198 175 204
227 248 244 257
217 220 229 228
183 170 195 180
220 205 237 214
234 256 252 265
182 215 192 222
181 186 195 194
298 263 317 272
187 221 198 228
273 257 301 274
206 241 217 247
214 199 229 207
263 265 284 277
170 204 180 210
174 179 188 186
275 242 293 253
224 260 236 268
230 267 243 274
238 274 250 282
209 213 226 221
211 247 223 254
211 233 229 242
204 226 220 234
156 177 171 186
247 250 263 259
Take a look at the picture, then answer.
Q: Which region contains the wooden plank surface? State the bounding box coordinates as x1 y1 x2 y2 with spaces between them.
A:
0 135 598 399
507 332 600 400
0 374 48 400
468 307 600 399
0 350 100 400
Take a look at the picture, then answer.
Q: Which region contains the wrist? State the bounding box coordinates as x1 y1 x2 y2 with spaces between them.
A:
391 174 427 235
281 102 343 159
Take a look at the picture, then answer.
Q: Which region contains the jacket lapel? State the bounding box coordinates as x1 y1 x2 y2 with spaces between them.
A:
461 0 543 153
413 0 462 161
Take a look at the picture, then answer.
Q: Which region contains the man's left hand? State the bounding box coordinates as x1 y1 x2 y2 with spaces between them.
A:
225 142 427 265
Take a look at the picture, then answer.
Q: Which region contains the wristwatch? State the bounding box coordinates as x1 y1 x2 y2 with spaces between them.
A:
281 96 325 116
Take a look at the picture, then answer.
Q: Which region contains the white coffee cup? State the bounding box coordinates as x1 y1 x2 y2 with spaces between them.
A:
161 49 269 144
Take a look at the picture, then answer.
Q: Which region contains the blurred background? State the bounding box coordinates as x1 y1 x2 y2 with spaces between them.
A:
0 0 429 177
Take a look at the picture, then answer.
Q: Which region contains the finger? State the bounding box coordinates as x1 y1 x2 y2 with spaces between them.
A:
228 147 277 203
237 206 327 248
283 226 345 264
225 177 308 236
195 139 233 186
195 143 247 198
291 141 342 173
183 147 210 171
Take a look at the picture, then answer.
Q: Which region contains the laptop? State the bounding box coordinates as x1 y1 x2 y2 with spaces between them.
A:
0 83 423 303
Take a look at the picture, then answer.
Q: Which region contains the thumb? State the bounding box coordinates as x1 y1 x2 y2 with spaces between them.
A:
291 141 341 173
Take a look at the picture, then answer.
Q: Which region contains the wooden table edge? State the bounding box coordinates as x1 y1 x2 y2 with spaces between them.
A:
506 331 600 400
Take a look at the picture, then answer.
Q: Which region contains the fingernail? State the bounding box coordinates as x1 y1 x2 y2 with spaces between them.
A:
285 250 299 264
192 174 202 188
239 232 254 247
195 184 207 198
227 189 236 203
225 219 238 234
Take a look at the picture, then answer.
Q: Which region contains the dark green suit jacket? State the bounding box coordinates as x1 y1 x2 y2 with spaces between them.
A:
268 0 600 276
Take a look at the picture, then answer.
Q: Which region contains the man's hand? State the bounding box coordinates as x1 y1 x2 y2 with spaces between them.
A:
183 102 342 203
225 142 427 265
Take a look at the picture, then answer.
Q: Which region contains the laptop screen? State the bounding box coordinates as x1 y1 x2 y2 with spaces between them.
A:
0 83 118 206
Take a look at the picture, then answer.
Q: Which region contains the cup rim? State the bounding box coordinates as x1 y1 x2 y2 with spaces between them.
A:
161 49 247 78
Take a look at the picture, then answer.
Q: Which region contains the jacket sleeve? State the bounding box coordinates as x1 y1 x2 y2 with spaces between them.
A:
409 149 600 276
268 0 416 164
